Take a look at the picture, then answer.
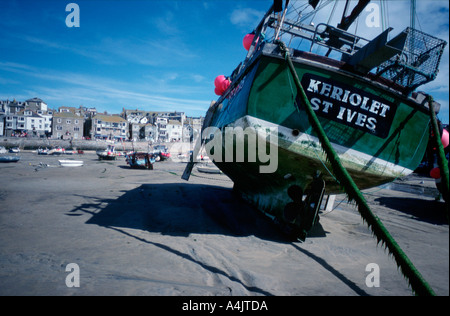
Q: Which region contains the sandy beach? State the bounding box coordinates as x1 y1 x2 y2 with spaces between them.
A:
0 151 448 296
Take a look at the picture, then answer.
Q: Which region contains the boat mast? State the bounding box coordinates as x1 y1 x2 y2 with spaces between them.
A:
274 0 290 40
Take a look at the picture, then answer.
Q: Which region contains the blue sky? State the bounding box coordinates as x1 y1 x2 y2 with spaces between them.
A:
0 0 448 123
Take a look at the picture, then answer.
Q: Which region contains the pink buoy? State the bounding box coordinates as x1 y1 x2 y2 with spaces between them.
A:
430 167 441 179
214 86 223 96
221 78 230 91
214 75 226 88
441 129 449 148
243 32 255 50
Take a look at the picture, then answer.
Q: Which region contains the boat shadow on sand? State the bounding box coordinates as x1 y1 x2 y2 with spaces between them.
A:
68 182 326 242
67 183 325 242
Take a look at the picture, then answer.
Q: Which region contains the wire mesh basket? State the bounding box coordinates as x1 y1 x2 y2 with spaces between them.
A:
377 27 447 91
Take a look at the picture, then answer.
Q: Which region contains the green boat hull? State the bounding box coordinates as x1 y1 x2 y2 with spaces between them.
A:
207 45 430 233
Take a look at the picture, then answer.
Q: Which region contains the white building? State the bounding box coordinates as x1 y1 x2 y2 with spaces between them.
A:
156 117 168 142
166 120 182 142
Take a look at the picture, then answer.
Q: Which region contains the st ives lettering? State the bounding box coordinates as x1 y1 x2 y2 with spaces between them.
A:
300 73 396 138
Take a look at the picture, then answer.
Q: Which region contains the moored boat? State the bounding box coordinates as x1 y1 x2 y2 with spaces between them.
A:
48 146 65 155
37 147 49 155
97 144 117 160
152 145 171 161
0 155 20 163
59 160 84 167
125 152 156 169
183 0 447 238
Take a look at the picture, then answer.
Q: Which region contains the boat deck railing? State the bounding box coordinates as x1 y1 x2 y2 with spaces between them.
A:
244 7 447 95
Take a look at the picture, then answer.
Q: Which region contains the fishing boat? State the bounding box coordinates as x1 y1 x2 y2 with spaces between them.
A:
97 144 117 160
48 146 65 155
125 152 156 169
183 0 447 238
37 147 49 155
152 145 171 161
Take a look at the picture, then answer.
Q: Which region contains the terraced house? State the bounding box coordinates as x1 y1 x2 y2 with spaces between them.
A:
87 114 128 140
52 111 84 140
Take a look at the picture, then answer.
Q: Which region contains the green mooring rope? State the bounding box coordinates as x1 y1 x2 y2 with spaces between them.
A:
277 41 435 296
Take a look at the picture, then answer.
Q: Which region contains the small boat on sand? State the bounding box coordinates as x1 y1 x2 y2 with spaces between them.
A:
97 144 117 160
59 160 84 167
48 147 65 155
37 147 49 155
125 152 156 169
0 156 20 163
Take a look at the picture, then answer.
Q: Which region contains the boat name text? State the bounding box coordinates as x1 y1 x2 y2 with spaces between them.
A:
301 73 396 138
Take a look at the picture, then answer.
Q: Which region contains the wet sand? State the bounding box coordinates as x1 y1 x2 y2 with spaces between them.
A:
0 151 448 296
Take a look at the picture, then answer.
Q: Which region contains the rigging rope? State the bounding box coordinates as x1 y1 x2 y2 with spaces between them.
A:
277 40 436 296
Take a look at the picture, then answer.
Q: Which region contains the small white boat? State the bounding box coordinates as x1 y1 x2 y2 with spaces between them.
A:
49 147 65 155
197 164 221 174
37 147 49 155
59 160 84 167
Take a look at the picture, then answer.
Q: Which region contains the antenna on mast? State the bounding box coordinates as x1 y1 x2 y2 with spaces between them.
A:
410 0 416 29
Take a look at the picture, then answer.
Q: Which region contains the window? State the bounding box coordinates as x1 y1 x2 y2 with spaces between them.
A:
66 120 71 124
56 125 63 131
74 120 79 124
18 117 25 122
57 118 62 123
74 127 80 131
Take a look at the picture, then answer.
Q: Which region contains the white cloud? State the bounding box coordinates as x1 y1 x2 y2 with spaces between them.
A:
0 61 211 115
230 7 265 28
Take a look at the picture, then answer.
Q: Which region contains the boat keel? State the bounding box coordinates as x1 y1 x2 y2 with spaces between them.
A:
280 174 325 241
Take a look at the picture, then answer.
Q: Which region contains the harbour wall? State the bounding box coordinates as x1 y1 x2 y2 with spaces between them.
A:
0 137 194 153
